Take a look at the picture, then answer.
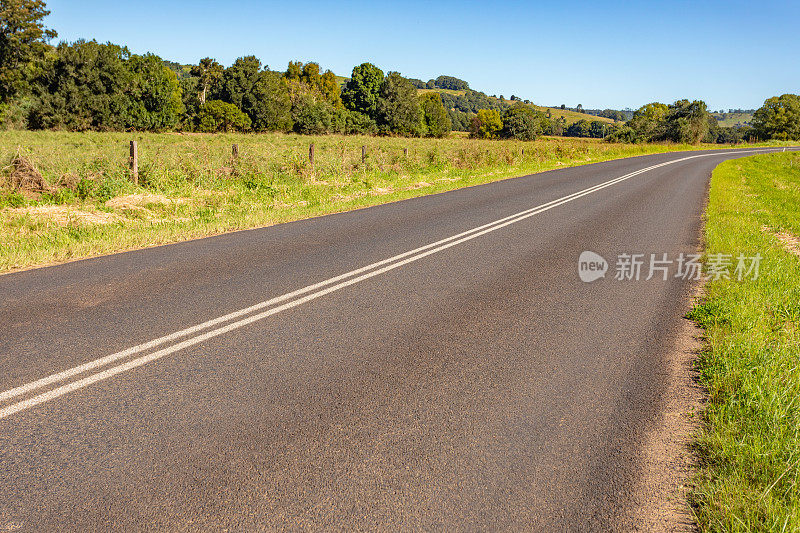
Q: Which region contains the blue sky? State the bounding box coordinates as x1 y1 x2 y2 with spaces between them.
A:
46 0 799 111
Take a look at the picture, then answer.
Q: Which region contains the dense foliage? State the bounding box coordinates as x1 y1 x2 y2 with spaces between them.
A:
0 0 794 144
752 94 800 140
419 92 451 138
0 0 56 104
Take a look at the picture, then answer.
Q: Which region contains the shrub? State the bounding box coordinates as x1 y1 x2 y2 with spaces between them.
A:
197 100 251 132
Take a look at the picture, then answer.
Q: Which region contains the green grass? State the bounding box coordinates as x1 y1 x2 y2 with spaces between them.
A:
0 130 786 273
712 112 754 128
689 151 800 531
533 105 617 125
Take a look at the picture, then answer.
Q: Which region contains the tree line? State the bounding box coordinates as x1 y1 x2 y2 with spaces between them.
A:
606 96 800 143
1 0 798 143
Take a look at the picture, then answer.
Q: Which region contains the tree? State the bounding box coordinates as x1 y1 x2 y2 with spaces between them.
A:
28 41 185 131
300 62 321 88
197 100 250 132
127 53 184 131
319 70 342 107
419 92 451 138
341 62 384 119
500 104 541 140
376 72 423 135
189 57 222 105
285 60 302 81
218 56 291 131
29 40 133 130
605 125 638 143
470 109 502 139
627 102 668 141
0 0 57 104
753 94 800 140
292 94 334 134
664 99 710 144
434 75 469 91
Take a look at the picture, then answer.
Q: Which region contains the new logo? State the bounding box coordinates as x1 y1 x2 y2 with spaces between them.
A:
578 251 608 282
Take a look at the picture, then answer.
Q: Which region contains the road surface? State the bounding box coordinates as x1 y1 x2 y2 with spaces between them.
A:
0 148 787 531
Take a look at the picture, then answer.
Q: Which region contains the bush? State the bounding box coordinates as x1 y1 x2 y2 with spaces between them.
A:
500 105 541 141
197 100 251 132
605 125 638 143
420 93 451 138
292 96 334 135
470 109 502 139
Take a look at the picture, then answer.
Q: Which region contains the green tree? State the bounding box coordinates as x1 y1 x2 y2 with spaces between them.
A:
419 92 451 138
341 62 384 118
500 104 541 140
285 60 302 81
470 109 502 139
752 94 800 140
664 99 710 144
627 102 668 141
218 57 291 131
197 99 250 132
605 125 638 143
189 57 222 105
127 53 184 131
376 71 423 135
29 40 133 130
292 93 334 134
300 62 321 88
434 75 469 91
319 70 341 107
0 0 56 104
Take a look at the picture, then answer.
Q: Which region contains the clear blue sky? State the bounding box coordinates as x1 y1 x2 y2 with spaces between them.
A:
46 0 799 111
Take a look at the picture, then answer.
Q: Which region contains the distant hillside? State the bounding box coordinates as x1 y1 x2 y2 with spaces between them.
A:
418 87 616 126
712 111 754 127
530 105 616 125
163 60 192 79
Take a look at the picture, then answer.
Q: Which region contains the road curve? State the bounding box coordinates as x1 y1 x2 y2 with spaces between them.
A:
0 147 789 531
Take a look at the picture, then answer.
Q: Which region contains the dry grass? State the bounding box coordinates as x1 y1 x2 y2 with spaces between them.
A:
0 130 787 272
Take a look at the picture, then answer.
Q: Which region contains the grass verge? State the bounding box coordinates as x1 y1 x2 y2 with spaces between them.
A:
688 151 800 530
0 131 787 273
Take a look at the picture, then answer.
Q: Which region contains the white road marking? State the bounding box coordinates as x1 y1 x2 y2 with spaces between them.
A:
0 148 786 420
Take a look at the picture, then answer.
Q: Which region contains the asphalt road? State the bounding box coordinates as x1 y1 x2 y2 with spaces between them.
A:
0 147 789 531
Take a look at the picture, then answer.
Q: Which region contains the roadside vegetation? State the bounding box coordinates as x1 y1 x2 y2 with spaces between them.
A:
689 151 800 530
2 132 786 273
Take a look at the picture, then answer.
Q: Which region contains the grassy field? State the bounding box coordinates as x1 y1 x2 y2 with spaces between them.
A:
688 151 800 530
711 112 754 128
533 105 617 124
0 131 783 273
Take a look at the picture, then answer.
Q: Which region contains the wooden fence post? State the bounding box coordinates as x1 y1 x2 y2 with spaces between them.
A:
129 140 138 185
309 143 315 168
362 145 366 164
232 144 239 159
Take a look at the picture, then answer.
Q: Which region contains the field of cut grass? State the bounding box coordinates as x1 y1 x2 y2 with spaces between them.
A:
417 88 467 97
688 151 800 530
0 131 784 273
534 105 617 125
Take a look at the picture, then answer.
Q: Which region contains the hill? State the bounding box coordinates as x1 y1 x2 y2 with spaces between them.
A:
417 87 616 126
712 111 753 127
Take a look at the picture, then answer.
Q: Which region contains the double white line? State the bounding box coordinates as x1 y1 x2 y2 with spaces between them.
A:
0 148 783 420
